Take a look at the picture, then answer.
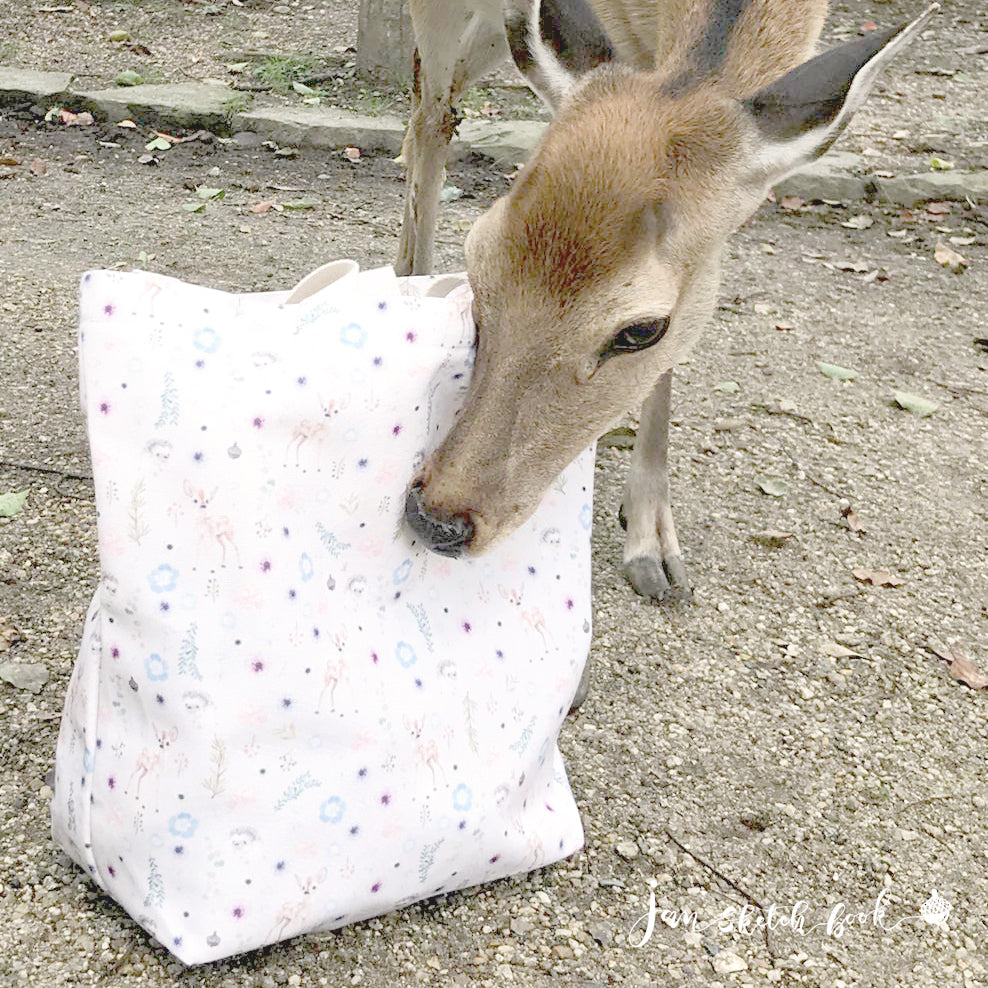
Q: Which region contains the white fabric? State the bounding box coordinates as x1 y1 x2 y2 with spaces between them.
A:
51 264 595 965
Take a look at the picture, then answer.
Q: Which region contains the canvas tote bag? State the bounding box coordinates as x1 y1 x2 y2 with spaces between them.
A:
51 261 594 964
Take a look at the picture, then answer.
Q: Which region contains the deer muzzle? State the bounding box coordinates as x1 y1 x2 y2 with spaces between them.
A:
404 480 477 557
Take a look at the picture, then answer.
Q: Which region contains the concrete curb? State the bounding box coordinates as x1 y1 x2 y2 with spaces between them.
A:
1 69 986 204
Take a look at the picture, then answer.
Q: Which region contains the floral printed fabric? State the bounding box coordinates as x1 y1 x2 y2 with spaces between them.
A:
51 265 594 965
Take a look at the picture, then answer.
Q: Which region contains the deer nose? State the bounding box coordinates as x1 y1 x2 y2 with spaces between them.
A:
404 480 475 558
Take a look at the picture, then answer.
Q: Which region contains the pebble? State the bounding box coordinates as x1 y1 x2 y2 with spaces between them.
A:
712 951 748 974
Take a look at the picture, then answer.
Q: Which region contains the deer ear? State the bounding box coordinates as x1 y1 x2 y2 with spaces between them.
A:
504 0 616 112
743 3 938 184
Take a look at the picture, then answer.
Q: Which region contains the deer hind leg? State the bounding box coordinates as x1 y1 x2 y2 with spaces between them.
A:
620 370 691 602
397 0 507 275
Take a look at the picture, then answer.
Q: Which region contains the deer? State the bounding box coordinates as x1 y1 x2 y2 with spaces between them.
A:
400 0 937 622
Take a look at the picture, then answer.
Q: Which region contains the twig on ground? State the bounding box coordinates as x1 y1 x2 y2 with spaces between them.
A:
665 830 774 955
775 441 850 500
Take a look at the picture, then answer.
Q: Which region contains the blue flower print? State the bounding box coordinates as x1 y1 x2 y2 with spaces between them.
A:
168 812 198 838
452 784 472 812
145 653 169 682
148 564 179 593
395 642 417 668
393 558 413 585
193 327 221 353
579 504 593 530
299 553 314 582
340 322 367 348
319 796 345 824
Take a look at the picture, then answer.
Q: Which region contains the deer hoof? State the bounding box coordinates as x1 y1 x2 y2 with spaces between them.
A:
568 657 592 714
662 555 692 602
624 555 691 603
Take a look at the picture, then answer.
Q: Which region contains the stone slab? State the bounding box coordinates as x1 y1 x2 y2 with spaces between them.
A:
872 169 988 205
73 83 242 134
233 104 406 154
454 119 547 165
773 151 869 202
0 67 73 106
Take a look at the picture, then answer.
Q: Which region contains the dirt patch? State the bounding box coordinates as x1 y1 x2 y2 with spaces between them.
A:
1 2 987 987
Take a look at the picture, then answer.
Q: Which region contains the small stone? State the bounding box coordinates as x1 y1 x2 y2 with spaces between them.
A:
713 950 748 974
0 662 49 693
615 841 640 860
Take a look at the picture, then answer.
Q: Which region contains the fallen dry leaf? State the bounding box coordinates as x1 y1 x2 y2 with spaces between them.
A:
859 20 878 33
852 568 904 587
841 506 866 534
28 158 47 176
58 109 95 126
780 195 804 211
249 201 276 214
152 131 187 144
945 648 988 689
820 641 862 659
934 241 968 272
861 269 889 284
842 214 874 230
750 530 796 547
0 156 20 166
342 146 362 162
0 620 22 653
926 201 952 216
774 321 795 332
833 259 872 273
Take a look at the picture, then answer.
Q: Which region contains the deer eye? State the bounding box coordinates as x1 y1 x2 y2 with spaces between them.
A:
601 317 670 360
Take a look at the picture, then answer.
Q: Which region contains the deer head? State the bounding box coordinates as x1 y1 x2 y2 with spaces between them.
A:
405 0 937 557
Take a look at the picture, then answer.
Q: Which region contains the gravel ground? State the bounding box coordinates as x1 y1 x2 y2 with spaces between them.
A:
1 1 987 986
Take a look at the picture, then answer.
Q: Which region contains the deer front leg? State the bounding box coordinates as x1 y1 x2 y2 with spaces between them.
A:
620 370 691 602
397 0 506 275
395 91 460 276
